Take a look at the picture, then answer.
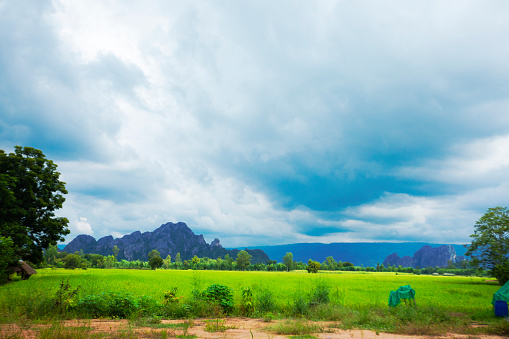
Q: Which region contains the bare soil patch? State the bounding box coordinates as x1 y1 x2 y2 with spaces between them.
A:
1 317 507 338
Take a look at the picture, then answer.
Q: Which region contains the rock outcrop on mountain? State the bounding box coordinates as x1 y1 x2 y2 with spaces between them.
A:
63 222 269 264
383 244 459 268
382 253 413 268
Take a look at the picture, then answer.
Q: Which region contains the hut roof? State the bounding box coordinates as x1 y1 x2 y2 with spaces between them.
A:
19 261 37 276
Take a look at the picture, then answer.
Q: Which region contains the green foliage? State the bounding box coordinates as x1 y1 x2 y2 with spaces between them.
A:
163 255 172 269
240 286 254 316
269 319 322 335
203 284 234 314
466 206 509 285
0 267 504 333
43 244 59 266
63 254 81 269
148 249 160 261
51 279 81 316
137 295 161 316
164 287 182 304
0 146 69 264
204 319 233 332
149 256 163 270
309 279 330 306
256 285 275 314
236 250 252 271
306 259 320 273
292 293 308 315
75 291 139 318
175 252 182 266
283 252 294 271
0 236 15 283
112 245 119 261
148 249 163 270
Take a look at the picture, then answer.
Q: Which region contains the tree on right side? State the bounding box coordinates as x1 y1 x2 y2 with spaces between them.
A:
465 206 509 285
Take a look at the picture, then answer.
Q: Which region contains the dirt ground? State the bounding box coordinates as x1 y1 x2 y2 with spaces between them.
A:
1 317 507 339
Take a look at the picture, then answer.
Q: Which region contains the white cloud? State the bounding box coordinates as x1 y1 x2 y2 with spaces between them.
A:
75 217 93 235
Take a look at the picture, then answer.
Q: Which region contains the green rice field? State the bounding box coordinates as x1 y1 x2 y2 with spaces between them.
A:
0 269 500 315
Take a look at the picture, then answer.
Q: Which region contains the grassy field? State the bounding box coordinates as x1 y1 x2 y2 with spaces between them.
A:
1 269 507 336
0 269 500 313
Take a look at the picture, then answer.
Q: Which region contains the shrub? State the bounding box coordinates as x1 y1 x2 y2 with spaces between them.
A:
74 291 139 318
309 279 330 306
256 287 275 314
269 319 322 335
292 294 308 315
239 286 254 316
203 284 234 314
138 295 161 317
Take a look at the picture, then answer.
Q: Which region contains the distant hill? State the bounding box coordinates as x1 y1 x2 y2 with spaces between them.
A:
63 222 269 264
247 242 467 267
383 244 465 268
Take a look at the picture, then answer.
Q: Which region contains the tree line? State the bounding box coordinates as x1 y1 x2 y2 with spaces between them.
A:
42 244 479 277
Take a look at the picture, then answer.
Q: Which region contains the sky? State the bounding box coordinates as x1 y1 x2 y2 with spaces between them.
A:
1 1 509 247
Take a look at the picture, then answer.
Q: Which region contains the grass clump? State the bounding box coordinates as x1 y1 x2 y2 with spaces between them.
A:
269 319 323 335
204 319 234 332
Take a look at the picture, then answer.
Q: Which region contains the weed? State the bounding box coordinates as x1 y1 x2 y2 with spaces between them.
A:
309 279 329 307
190 272 204 299
163 287 182 304
256 286 275 314
240 286 254 316
204 319 234 332
269 319 322 335
263 312 275 322
130 316 163 327
38 323 95 339
292 294 308 316
51 279 81 316
138 295 161 317
74 291 139 318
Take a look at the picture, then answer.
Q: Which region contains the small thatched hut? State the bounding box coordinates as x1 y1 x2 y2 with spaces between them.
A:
10 261 37 280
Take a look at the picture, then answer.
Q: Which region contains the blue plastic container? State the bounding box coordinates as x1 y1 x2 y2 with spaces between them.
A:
494 300 508 317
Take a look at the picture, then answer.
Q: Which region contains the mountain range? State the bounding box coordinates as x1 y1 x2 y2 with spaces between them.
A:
63 221 468 267
63 222 269 264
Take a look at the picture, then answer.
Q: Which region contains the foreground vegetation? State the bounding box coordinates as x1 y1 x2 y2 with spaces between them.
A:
1 269 508 337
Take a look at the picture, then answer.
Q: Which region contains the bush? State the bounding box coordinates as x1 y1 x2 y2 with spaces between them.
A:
138 295 161 317
74 292 139 318
239 286 254 316
309 279 330 306
292 294 308 315
256 287 275 314
203 284 234 314
63 254 81 269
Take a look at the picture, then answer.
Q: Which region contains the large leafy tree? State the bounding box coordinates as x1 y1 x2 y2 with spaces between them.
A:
0 237 15 282
465 206 509 285
148 249 163 270
236 250 252 271
282 252 293 272
0 146 69 265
